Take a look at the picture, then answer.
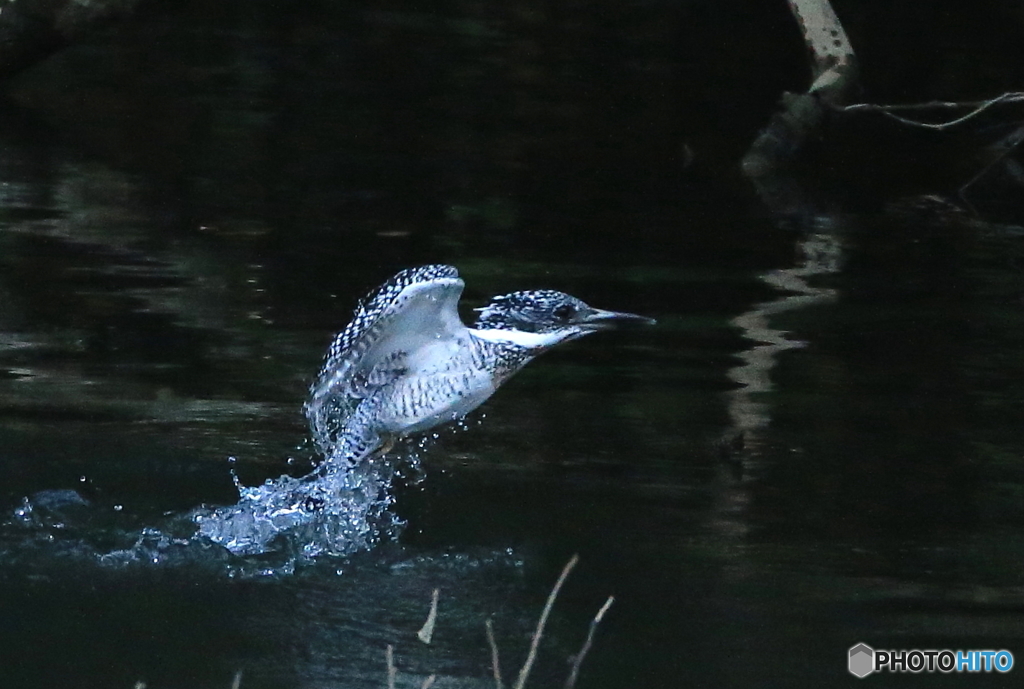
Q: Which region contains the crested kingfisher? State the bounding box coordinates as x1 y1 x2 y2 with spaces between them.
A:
305 264 655 465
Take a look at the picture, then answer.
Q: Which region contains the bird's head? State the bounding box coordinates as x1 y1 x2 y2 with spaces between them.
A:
473 289 655 347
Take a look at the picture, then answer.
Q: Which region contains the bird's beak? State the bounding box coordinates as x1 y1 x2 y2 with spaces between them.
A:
575 308 657 330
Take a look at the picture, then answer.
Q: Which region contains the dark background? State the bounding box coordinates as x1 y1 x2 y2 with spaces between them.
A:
1 1 1023 687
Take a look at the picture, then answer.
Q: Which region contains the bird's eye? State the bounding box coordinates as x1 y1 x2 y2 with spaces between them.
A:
553 304 575 321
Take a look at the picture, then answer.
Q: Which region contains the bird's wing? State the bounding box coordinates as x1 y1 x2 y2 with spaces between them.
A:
309 265 466 404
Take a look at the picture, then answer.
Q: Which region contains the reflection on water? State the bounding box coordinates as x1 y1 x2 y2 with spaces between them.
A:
1 1 1024 688
726 228 845 448
709 228 845 554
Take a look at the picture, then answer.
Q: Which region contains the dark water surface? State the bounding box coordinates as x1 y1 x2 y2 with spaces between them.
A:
2 2 1024 687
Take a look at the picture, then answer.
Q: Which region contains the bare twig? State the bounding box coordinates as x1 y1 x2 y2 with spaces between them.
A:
421 674 437 689
485 618 504 689
418 588 440 644
844 94 1024 113
564 596 615 689
960 121 1024 198
513 553 580 689
841 92 1024 130
386 644 397 689
231 670 243 689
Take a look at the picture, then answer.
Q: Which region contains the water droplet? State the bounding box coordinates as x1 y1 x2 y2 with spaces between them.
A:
79 476 87 483
13 497 32 522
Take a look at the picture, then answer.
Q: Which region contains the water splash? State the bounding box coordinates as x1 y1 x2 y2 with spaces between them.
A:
180 369 387 557
191 452 410 559
1 435 434 573
188 371 476 561
1 489 227 576
4 394 474 570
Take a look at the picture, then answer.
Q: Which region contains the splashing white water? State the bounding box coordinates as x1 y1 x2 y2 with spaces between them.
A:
3 389 471 568
188 368 414 559
191 451 411 559
185 361 473 561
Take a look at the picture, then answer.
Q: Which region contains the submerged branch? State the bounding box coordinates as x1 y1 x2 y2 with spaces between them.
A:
742 0 858 176
744 0 1022 205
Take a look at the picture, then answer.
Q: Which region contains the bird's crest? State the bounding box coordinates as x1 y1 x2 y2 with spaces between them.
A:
474 290 588 333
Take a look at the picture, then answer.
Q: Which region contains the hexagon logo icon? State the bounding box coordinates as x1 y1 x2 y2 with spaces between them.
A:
849 643 875 678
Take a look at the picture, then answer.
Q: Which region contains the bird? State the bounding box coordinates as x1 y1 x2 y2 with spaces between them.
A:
304 264 654 466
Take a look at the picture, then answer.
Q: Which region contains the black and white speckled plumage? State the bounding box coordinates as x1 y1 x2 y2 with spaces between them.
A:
304 265 651 464
305 264 466 456
318 265 460 383
474 290 590 333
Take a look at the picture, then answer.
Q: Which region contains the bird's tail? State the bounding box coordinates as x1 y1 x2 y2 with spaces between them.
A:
305 395 384 467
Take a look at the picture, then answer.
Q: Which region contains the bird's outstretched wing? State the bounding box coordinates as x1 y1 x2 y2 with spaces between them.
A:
308 264 466 406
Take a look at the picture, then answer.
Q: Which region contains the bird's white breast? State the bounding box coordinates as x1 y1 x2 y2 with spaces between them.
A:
468 328 568 349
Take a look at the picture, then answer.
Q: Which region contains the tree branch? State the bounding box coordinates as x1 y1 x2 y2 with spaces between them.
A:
841 92 1024 131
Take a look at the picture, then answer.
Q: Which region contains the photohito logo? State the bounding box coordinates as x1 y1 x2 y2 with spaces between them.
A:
848 643 1014 677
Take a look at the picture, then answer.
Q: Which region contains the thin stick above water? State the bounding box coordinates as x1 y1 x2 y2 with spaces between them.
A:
513 553 579 689
485 618 504 689
418 588 440 644
386 644 397 689
564 596 615 689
